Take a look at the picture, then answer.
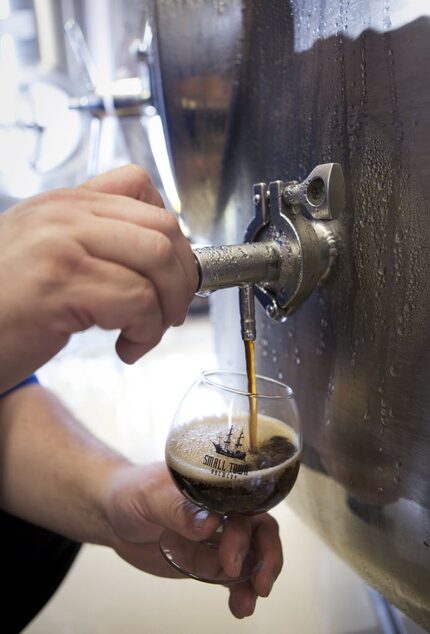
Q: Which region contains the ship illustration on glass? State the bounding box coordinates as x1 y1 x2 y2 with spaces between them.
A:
212 426 247 461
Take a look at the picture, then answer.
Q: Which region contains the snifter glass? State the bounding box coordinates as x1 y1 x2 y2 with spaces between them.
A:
159 370 301 584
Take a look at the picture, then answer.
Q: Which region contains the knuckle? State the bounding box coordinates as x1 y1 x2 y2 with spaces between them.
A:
152 232 175 268
158 208 181 235
129 164 161 201
136 280 159 310
41 240 86 282
129 163 151 183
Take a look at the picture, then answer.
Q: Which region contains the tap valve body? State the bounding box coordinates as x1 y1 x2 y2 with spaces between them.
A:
193 162 345 328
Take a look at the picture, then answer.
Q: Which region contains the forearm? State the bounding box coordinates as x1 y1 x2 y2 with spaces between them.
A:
0 385 129 545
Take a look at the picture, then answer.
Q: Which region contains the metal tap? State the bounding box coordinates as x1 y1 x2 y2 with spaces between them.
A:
193 163 345 341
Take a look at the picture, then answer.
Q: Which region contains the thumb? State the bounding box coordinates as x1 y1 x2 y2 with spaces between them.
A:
142 477 222 542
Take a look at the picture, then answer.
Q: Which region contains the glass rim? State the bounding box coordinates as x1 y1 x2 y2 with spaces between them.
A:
201 370 294 400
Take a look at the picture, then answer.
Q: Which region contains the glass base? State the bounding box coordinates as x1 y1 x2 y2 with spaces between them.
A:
159 528 259 585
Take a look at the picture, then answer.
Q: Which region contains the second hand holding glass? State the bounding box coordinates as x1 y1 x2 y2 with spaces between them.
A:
160 370 302 584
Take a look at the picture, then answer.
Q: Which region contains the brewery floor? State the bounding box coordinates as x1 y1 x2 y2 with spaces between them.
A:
23 314 424 634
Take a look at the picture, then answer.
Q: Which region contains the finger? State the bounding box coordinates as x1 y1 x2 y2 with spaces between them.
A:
250 514 283 598
115 333 165 365
83 191 198 297
228 582 258 619
219 516 252 578
65 255 165 361
81 163 165 208
140 467 222 542
148 496 221 543
80 167 198 296
75 215 191 328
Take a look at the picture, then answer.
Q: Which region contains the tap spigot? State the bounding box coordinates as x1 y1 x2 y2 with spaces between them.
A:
193 162 345 333
239 284 257 342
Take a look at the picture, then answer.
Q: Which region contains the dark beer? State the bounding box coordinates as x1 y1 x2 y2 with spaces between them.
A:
166 414 301 515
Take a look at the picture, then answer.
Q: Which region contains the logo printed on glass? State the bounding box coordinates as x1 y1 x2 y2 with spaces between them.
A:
202 426 249 478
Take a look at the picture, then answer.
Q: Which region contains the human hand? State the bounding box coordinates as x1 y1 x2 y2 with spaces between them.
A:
0 165 197 391
105 462 283 619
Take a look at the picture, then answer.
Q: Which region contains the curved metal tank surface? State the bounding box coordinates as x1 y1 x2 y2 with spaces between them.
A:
153 0 430 628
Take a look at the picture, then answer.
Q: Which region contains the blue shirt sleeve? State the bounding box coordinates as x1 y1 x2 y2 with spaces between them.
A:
0 375 39 398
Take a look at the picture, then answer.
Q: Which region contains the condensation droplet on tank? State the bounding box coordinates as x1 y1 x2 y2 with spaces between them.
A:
389 365 398 377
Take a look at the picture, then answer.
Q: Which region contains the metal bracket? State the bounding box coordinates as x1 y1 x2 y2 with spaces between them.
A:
244 163 344 321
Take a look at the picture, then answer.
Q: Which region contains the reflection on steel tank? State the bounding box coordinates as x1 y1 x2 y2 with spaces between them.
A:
150 0 430 628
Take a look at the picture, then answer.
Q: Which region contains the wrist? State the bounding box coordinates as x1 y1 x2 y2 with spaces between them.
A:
93 458 135 548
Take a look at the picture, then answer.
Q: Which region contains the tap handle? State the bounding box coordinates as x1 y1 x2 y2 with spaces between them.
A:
193 242 282 295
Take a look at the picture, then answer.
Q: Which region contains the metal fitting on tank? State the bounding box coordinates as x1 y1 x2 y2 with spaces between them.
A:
192 163 345 339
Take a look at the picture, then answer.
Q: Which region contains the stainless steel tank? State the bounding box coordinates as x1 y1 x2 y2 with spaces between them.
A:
151 0 430 628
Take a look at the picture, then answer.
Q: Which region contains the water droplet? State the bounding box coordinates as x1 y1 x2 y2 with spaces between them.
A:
377 465 383 472
393 475 400 484
277 371 284 380
377 487 384 493
395 460 402 469
295 357 301 365
389 365 398 377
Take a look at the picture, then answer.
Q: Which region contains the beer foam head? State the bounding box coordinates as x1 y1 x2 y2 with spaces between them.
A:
166 414 300 484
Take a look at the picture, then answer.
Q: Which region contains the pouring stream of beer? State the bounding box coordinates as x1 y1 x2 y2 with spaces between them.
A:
244 339 258 453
